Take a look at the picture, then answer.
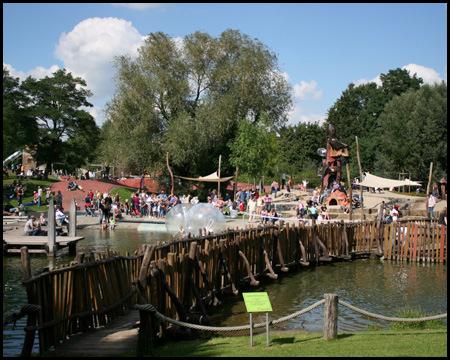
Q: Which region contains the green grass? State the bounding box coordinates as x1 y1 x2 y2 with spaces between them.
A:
3 176 59 213
147 329 447 357
110 186 137 202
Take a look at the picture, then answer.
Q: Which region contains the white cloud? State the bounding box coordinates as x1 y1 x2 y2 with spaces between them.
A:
402 63 444 85
53 17 146 125
354 64 444 87
55 17 144 102
293 80 323 100
3 62 60 80
113 3 162 10
287 103 325 126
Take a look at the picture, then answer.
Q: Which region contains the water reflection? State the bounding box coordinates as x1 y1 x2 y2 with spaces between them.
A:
3 228 447 356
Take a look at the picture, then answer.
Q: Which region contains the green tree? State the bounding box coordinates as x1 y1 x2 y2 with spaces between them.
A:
101 29 292 177
325 67 423 174
277 122 326 176
228 117 278 177
20 69 99 175
3 67 37 157
376 83 447 181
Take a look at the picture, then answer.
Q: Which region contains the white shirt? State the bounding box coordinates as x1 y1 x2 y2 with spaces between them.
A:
428 195 437 208
24 219 34 234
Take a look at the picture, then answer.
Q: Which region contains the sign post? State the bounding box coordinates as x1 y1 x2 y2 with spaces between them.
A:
243 292 273 347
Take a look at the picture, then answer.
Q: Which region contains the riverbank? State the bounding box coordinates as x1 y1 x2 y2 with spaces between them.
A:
136 329 447 357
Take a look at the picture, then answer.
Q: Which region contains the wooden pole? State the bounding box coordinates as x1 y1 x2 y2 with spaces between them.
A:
166 152 174 195
233 166 239 201
47 197 56 256
355 136 365 220
345 162 352 221
69 198 76 237
425 162 433 215
323 293 338 340
217 155 222 197
20 247 31 281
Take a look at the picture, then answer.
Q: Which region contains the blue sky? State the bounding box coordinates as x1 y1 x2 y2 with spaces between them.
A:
3 3 447 125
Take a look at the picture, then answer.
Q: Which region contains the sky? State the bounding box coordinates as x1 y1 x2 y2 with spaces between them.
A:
3 3 447 126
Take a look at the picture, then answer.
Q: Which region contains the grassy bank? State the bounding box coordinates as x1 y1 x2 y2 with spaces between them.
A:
3 176 59 213
148 329 447 357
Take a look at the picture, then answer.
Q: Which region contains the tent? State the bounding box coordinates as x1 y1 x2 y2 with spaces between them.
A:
356 172 421 190
175 171 234 183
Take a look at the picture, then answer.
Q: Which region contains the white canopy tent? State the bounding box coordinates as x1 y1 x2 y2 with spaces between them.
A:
355 172 421 190
175 171 234 183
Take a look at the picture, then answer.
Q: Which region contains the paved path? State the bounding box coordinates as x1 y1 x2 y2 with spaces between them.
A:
50 179 118 211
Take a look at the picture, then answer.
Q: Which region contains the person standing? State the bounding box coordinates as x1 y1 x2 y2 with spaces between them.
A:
428 193 437 219
37 186 43 207
55 190 63 209
247 196 257 222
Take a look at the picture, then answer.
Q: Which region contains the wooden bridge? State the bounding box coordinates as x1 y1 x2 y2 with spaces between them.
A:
14 219 446 357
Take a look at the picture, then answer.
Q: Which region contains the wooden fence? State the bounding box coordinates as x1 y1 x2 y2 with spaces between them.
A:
18 220 446 355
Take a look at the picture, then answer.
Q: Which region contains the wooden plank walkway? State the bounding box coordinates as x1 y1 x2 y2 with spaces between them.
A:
47 310 140 357
3 235 84 254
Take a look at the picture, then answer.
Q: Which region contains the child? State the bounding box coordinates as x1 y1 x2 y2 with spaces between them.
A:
109 217 116 230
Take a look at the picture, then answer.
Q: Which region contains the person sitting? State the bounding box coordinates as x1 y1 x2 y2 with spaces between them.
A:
55 206 70 231
67 180 84 192
24 215 42 236
268 208 279 225
39 213 47 226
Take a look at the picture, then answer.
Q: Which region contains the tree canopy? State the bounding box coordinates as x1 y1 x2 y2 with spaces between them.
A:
100 29 292 177
3 68 100 174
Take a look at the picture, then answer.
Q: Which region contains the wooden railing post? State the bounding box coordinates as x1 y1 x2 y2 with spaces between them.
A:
323 293 338 340
47 197 56 256
20 247 39 357
69 198 77 237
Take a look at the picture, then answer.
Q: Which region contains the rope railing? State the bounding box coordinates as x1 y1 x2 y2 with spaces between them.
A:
136 296 447 334
338 300 447 322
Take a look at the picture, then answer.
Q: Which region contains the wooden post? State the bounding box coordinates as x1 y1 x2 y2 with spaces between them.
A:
20 247 31 281
233 166 239 201
166 152 174 195
345 162 352 221
355 136 365 220
69 198 77 237
20 246 39 357
425 162 433 216
47 197 56 256
323 293 338 340
217 155 222 197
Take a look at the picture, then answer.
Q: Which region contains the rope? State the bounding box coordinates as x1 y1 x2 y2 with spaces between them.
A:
136 298 447 333
272 299 325 324
136 299 326 331
338 300 447 322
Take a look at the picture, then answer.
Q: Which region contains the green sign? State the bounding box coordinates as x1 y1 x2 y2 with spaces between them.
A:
242 292 273 313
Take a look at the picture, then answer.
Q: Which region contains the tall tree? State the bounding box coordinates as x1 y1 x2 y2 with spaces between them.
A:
101 29 292 177
376 83 447 181
325 67 423 174
228 116 279 178
20 69 99 175
3 67 37 157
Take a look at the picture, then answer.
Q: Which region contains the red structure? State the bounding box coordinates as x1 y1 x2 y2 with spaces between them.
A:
320 125 350 206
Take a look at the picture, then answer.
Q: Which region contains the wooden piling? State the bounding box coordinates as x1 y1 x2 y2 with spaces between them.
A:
323 293 338 340
47 197 56 256
69 199 77 237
